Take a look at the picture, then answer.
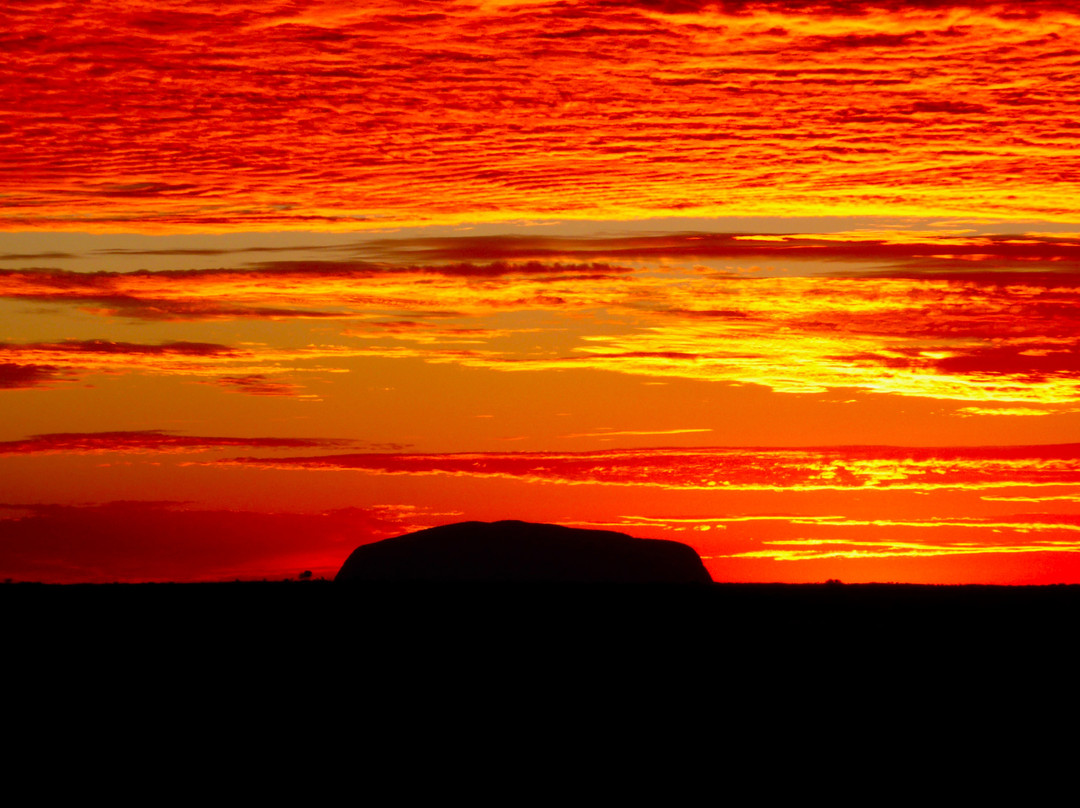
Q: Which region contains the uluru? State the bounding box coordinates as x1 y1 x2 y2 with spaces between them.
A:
335 520 712 584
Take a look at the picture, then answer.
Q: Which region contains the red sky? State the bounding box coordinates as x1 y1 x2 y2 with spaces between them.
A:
2 0 1078 583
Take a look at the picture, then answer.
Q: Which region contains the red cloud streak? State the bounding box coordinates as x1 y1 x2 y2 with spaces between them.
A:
220 444 1080 491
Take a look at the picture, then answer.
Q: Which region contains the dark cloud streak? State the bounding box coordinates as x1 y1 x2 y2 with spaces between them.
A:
0 339 240 357
0 363 68 390
0 430 352 455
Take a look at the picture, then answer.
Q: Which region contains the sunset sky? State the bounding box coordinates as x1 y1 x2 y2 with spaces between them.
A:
3 0 1079 583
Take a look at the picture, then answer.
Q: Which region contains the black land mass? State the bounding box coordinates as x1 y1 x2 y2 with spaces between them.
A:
334 520 714 584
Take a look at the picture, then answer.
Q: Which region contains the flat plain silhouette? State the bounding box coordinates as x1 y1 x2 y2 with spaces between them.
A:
334 520 713 584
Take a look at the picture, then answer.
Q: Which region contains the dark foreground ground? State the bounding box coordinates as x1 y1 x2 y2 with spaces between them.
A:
7 581 1075 771
11 580 1077 716
8 579 1079 654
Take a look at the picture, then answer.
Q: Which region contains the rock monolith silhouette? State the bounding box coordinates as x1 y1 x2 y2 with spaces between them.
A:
335 520 712 584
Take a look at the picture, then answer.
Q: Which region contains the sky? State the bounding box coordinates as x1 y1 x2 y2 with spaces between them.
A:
2 0 1079 584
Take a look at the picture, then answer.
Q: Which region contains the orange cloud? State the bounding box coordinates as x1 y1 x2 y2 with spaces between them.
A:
4 2 1079 231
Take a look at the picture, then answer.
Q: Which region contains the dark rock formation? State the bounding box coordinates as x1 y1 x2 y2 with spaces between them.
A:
335 520 712 584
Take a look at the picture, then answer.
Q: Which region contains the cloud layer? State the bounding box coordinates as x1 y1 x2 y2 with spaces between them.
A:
4 232 1078 404
4 1 1079 229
